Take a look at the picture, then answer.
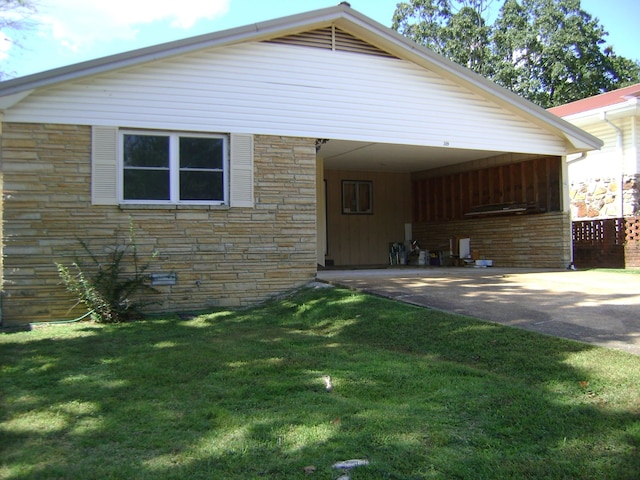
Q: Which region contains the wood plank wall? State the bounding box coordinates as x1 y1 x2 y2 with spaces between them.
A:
412 156 562 222
324 169 412 266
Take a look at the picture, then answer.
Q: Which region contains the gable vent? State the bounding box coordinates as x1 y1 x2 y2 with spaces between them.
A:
266 26 397 58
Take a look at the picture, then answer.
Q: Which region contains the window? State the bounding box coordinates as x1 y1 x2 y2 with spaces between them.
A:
342 180 372 214
121 131 228 204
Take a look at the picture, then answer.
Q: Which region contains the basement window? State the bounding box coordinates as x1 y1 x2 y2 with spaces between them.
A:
342 180 372 214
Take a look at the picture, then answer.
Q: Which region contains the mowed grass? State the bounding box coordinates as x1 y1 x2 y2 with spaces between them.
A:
1 286 639 479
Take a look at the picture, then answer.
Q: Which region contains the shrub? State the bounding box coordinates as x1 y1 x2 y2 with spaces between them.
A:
56 222 158 323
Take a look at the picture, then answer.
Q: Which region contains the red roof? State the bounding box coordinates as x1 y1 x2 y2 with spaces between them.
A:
548 83 640 117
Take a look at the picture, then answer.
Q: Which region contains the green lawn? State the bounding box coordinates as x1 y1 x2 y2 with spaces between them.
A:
1 286 639 479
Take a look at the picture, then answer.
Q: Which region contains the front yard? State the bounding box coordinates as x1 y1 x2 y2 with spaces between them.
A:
1 286 639 479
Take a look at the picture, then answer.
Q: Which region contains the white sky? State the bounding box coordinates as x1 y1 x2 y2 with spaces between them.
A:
0 0 638 80
36 0 230 52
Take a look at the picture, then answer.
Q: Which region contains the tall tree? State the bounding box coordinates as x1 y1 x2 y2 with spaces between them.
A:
443 4 494 76
492 0 628 107
393 0 495 77
393 0 640 108
603 47 640 91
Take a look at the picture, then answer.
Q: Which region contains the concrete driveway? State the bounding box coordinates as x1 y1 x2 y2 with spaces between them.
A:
316 267 640 355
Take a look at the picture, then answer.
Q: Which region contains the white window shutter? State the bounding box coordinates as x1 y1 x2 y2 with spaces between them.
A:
91 126 118 205
230 134 254 208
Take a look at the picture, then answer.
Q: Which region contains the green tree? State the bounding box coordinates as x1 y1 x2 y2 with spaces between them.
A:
492 0 633 107
393 0 495 76
604 47 640 89
444 4 494 76
393 0 640 108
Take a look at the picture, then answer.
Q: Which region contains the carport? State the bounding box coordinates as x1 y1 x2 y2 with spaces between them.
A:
292 10 604 271
317 138 577 270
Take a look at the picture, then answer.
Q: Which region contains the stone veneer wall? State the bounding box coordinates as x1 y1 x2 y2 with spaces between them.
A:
570 175 640 220
1 123 317 326
412 212 571 268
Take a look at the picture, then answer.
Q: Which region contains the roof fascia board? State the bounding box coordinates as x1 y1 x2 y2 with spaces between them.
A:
0 89 33 109
561 102 640 124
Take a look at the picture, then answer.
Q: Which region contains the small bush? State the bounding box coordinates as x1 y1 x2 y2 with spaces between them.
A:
56 222 158 323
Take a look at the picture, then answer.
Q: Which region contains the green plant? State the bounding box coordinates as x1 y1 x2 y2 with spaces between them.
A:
56 221 158 323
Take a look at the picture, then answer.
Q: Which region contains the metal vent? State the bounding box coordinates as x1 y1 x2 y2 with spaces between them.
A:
266 26 397 58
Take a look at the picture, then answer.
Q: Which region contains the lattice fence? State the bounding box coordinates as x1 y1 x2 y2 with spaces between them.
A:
572 217 640 268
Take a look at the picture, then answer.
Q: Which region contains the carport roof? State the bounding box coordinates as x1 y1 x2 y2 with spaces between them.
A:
0 3 602 154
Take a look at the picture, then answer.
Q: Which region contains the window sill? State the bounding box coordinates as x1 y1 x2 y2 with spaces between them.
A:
119 204 230 211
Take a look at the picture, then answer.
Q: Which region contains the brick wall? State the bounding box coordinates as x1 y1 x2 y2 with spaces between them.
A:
624 217 640 268
1 123 317 326
413 212 571 268
571 217 640 269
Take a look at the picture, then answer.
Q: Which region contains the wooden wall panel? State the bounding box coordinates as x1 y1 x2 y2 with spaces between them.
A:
412 157 562 222
325 169 412 266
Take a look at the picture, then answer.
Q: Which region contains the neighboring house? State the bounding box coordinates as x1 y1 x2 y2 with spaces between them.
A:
0 4 601 326
548 84 640 220
549 84 640 269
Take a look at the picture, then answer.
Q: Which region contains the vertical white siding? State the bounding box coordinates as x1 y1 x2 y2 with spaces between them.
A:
5 42 566 155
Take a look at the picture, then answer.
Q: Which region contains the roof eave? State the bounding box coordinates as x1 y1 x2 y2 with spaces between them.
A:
561 102 640 125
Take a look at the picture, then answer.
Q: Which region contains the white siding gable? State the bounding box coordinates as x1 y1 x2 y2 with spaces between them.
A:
5 41 566 156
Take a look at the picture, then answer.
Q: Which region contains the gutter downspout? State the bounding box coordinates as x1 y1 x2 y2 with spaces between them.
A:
566 152 587 163
602 112 624 217
565 152 587 269
562 152 587 270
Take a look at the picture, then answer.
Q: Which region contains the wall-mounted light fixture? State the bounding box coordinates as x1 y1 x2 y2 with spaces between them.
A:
315 138 330 152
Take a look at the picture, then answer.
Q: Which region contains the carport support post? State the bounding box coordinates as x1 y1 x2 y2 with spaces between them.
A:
562 155 575 268
560 156 586 270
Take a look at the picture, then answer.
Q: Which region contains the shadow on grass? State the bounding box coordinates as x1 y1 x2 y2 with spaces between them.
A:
321 269 640 354
1 287 639 479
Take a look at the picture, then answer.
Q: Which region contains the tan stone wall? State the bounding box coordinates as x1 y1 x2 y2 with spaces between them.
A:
413 212 571 268
570 175 640 219
1 123 317 326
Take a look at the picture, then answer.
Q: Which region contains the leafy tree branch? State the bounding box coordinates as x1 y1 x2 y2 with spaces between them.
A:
393 0 640 107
